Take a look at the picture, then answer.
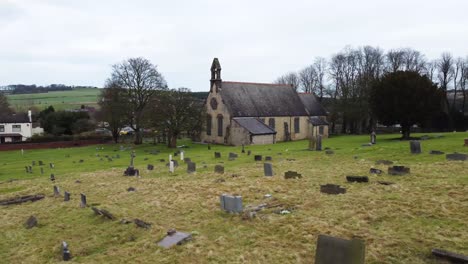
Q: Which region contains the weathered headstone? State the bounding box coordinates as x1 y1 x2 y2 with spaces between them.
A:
64 191 70 201
316 135 322 151
214 165 224 174
147 164 154 170
247 150 251 156
157 229 192 248
429 150 444 155
410 140 422 154
377 181 394 185
62 241 71 261
25 166 29 173
388 166 410 175
446 153 467 161
134 218 151 229
180 151 184 161
49 163 54 169
284 171 302 179
241 144 245 153
370 131 376 144
49 174 55 182
25 215 38 229
53 186 60 197
91 207 115 220
315 234 365 264
214 152 221 158
346 176 369 183
320 184 346 194
254 155 262 161
80 193 87 208
228 152 238 159
38 160 44 166
220 194 243 213
264 163 273 176
187 162 196 173
369 168 382 174
169 161 175 173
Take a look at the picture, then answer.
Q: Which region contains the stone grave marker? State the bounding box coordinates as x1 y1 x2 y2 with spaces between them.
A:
62 241 71 261
320 184 346 194
284 171 302 179
38 160 44 166
220 194 243 213
50 174 55 181
157 229 192 248
229 152 238 159
169 161 175 173
25 166 29 173
91 207 115 220
265 156 272 161
254 155 262 161
64 192 70 201
214 152 221 158
247 150 251 156
431 248 468 263
25 215 38 229
180 151 184 161
464 138 468 146
325 150 334 155
49 163 54 168
315 234 365 264
309 136 316 150
53 186 60 197
214 165 224 174
370 131 376 145
174 152 178 157
147 164 154 170
316 135 323 151
208 145 211 150
187 162 196 173
388 166 410 175
127 187 136 192
134 218 151 229
410 140 422 154
80 193 87 208
429 150 444 155
446 153 467 161
346 176 369 183
376 160 393 165
369 168 382 174
264 163 273 176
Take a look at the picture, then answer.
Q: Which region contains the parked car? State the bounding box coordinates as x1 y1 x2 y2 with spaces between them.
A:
119 126 134 135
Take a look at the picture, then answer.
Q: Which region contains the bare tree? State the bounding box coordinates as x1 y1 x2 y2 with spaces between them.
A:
386 49 405 72
298 65 317 93
401 48 426 73
425 60 438 83
274 72 300 91
437 52 454 92
313 57 327 101
109 57 167 144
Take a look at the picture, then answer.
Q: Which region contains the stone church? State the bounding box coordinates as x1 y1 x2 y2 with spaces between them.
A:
202 58 329 146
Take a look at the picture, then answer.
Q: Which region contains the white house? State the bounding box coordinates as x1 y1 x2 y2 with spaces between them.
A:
0 111 33 143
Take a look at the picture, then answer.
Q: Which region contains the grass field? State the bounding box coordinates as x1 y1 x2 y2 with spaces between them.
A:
0 133 467 263
6 88 100 111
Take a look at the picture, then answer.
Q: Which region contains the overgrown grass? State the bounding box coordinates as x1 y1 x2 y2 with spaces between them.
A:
0 132 467 263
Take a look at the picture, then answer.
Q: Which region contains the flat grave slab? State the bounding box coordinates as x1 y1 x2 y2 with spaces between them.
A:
315 234 365 264
157 229 192 248
320 184 346 194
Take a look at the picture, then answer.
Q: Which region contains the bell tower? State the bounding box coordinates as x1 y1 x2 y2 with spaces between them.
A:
210 58 222 92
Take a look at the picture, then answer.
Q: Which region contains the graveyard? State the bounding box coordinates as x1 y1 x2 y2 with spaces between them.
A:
0 132 467 263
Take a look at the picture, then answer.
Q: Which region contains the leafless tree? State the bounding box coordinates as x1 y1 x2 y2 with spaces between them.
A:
313 57 327 101
425 60 438 83
274 72 300 91
401 48 426 73
109 57 167 144
299 65 317 93
385 49 405 72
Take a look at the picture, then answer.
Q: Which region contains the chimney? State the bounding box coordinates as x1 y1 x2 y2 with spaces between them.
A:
28 110 32 123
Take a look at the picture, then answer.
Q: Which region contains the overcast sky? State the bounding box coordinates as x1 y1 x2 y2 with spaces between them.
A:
1 0 467 91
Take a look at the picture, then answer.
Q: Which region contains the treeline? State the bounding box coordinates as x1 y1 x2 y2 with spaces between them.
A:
275 46 468 134
2 84 98 94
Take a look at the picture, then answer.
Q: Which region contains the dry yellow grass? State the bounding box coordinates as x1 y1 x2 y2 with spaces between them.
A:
0 133 467 263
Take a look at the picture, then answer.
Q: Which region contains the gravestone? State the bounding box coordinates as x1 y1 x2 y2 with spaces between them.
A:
157 229 192 248
80 193 87 208
254 155 262 161
187 162 196 173
229 152 238 159
284 171 302 179
25 166 29 173
180 151 184 161
25 215 38 229
49 163 54 169
91 207 115 220
309 136 316 150
247 150 251 156
64 191 70 201
429 150 444 155
147 164 154 170
134 218 151 229
315 234 365 264
127 187 136 192
241 144 245 153
346 176 369 183
370 131 376 144
50 174 55 181
369 168 382 174
388 166 410 175
208 145 211 150
410 140 422 154
264 163 273 176
446 153 467 161
214 165 224 174
376 160 393 165
53 186 60 197
316 135 323 151
325 150 334 155
38 160 44 166
464 138 468 146
320 184 346 194
169 161 175 173
62 241 71 261
220 194 243 213
265 156 272 161
28 165 32 173
214 152 221 158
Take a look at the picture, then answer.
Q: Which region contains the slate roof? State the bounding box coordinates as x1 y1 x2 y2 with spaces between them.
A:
298 93 327 116
309 116 329 126
233 117 276 135
220 82 309 117
0 113 30 123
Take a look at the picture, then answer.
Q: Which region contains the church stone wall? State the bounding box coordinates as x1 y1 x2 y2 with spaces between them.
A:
201 83 231 144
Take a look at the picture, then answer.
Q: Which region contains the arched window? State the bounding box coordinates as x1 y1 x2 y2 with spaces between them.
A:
217 115 223 137
206 115 212 136
268 118 275 129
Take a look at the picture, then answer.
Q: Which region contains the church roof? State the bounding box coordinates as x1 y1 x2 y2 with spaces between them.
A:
220 82 309 117
233 117 276 135
309 116 329 126
298 93 327 116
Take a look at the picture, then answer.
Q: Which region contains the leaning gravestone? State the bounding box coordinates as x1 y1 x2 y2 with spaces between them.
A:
315 234 365 264
25 215 38 229
264 163 273 176
157 229 192 248
254 155 262 161
62 241 71 261
431 248 468 263
80 193 87 208
64 192 70 201
316 135 323 151
346 176 369 183
53 186 60 197
214 165 224 174
134 218 152 229
320 184 346 194
49 163 54 169
214 152 221 158
410 140 422 154
370 131 376 145
284 171 302 179
187 162 196 173
388 166 410 175
147 164 154 170
220 194 243 213
446 153 467 161
50 174 55 181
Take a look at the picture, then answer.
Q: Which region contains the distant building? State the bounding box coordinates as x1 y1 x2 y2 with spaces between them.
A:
202 58 328 146
0 111 33 143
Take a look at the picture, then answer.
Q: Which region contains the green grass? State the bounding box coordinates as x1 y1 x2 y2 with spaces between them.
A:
0 132 467 263
6 88 100 111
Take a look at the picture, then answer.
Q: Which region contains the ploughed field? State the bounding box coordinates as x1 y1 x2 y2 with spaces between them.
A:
0 133 467 263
